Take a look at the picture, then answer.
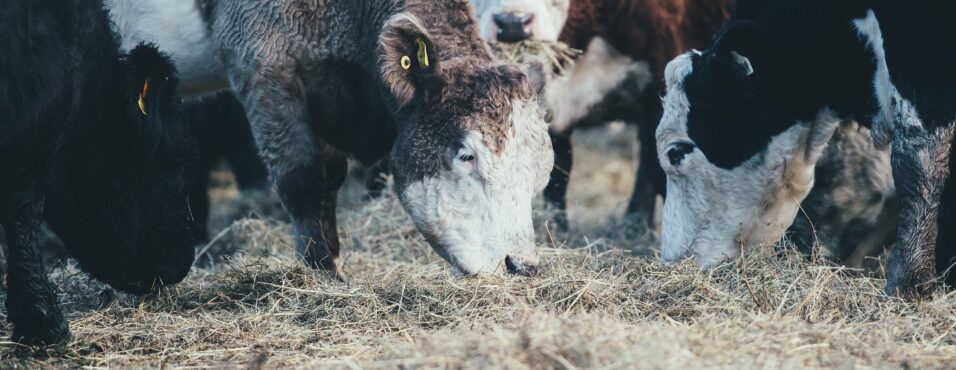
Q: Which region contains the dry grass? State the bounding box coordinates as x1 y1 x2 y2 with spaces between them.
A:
1 127 954 369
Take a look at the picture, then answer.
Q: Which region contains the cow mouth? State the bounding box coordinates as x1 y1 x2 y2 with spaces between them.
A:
440 251 539 278
505 255 539 277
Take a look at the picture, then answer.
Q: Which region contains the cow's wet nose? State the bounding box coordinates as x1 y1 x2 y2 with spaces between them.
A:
666 142 696 166
493 12 535 42
505 255 539 277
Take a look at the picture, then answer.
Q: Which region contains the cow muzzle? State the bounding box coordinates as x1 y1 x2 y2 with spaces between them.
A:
493 12 535 42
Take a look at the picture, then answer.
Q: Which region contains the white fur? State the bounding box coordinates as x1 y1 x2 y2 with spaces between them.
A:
400 99 551 275
548 38 654 133
657 53 840 266
471 0 570 42
105 0 228 97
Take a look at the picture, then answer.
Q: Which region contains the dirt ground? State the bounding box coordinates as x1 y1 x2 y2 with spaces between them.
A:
1 125 954 369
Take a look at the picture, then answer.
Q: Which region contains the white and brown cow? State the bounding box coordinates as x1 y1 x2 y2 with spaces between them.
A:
657 0 956 297
106 0 553 277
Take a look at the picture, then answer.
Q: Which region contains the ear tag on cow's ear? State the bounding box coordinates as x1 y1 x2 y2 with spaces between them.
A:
401 55 412 70
137 79 150 116
416 38 430 68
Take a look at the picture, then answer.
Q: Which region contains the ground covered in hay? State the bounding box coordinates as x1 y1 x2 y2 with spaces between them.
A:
1 127 954 369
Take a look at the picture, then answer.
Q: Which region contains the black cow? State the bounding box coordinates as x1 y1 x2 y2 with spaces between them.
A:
656 0 955 297
1 0 198 344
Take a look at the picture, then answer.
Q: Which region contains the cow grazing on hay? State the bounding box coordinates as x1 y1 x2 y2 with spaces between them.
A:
106 0 553 278
1 0 198 344
657 0 956 297
470 0 898 266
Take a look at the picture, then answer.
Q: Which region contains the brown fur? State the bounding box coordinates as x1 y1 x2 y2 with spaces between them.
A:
378 2 538 155
560 0 732 78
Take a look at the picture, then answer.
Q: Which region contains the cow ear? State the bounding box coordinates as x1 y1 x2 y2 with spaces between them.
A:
126 43 178 120
712 21 761 79
125 43 180 156
379 13 444 106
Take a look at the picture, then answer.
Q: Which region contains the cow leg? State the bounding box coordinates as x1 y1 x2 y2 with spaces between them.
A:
2 191 69 344
188 150 213 242
544 130 573 229
222 99 269 191
276 143 348 277
626 89 666 228
886 122 955 297
936 149 956 287
231 69 346 278
365 159 391 199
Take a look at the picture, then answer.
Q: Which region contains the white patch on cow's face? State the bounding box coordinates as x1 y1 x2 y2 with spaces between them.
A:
853 9 923 149
472 0 571 41
548 38 654 133
399 99 552 275
656 53 840 267
106 0 229 97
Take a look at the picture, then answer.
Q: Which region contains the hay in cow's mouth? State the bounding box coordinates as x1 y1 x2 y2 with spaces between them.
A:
488 40 582 79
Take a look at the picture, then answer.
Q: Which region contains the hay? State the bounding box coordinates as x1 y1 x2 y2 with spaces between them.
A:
2 185 954 368
1 125 953 369
488 40 582 78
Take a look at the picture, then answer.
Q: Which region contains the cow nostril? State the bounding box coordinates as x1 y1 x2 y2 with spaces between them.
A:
666 142 696 166
493 12 535 43
505 256 539 277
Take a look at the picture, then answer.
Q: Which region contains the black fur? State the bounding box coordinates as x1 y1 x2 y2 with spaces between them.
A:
0 0 197 344
684 3 878 169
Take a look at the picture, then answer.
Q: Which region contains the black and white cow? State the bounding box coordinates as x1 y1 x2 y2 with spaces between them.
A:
106 0 553 278
1 0 198 344
657 0 956 297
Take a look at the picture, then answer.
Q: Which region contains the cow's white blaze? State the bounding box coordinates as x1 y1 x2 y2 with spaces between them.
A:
656 53 840 267
400 99 551 275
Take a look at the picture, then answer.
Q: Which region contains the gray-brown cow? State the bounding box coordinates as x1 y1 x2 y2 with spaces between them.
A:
106 0 553 277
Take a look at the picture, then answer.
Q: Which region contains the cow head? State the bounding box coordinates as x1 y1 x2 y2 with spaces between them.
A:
45 43 199 294
655 22 840 267
380 14 552 276
472 0 571 42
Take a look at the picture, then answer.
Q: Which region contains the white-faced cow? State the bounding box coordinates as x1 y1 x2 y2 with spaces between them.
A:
105 0 553 277
1 0 198 344
657 0 956 297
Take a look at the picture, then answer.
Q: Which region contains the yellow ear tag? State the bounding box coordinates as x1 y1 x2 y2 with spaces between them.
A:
415 38 429 68
401 55 412 70
137 79 149 116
